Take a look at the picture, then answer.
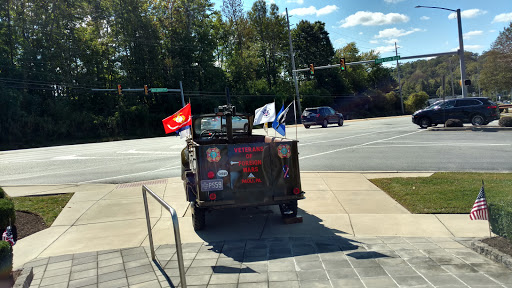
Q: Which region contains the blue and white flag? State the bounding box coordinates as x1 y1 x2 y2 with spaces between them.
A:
254 102 276 125
273 101 293 136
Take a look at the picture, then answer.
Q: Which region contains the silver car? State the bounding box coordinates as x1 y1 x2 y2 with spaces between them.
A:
200 116 249 133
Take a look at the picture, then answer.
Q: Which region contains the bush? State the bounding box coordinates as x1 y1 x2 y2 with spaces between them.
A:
0 187 5 198
445 119 463 127
0 241 13 279
489 201 512 241
404 91 429 113
0 198 15 232
498 116 512 127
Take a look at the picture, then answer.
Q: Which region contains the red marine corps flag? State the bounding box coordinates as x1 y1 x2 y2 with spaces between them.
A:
162 103 192 135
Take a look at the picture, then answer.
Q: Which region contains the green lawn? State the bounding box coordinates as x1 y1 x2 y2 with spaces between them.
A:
12 194 73 226
370 172 512 214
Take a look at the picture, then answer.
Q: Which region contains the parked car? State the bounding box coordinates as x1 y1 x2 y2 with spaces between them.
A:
201 116 249 133
301 107 344 128
412 97 500 128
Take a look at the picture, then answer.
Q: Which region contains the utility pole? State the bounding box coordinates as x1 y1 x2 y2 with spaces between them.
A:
286 8 301 122
456 9 468 98
395 42 404 114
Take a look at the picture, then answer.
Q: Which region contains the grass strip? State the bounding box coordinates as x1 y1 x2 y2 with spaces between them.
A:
370 172 512 214
12 194 73 226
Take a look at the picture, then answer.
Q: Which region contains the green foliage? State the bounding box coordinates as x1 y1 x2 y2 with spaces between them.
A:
445 119 463 127
489 201 512 241
498 116 512 127
0 188 5 199
0 198 15 231
404 91 429 113
371 172 512 214
12 194 73 226
0 241 13 279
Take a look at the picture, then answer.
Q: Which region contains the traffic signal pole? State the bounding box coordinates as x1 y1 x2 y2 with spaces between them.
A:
293 51 458 73
286 8 302 122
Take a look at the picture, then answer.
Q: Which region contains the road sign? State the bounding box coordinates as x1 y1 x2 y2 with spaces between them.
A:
151 88 168 93
375 56 400 64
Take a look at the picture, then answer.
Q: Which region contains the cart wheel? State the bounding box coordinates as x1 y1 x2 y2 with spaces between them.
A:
191 203 205 231
279 200 298 218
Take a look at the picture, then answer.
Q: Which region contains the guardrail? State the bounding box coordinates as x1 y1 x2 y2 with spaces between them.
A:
499 104 512 113
142 185 187 288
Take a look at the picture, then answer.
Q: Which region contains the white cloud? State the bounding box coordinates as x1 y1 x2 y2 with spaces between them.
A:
383 38 399 44
370 40 379 44
420 16 430 20
375 27 421 38
489 30 496 33
448 9 487 19
451 45 484 52
384 0 405 3
340 11 409 28
463 30 483 39
464 45 484 51
493 12 512 23
287 0 304 4
334 38 348 46
375 45 396 54
289 5 338 17
359 32 364 35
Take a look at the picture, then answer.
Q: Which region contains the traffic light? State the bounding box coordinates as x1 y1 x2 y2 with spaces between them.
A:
144 85 148 95
309 64 314 75
117 84 122 95
340 57 346 71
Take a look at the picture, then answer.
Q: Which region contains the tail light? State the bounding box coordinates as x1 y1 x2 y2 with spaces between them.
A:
487 105 497 109
209 193 217 200
207 171 215 179
316 114 320 117
293 188 301 195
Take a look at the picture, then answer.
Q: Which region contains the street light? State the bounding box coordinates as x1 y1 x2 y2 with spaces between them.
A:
415 5 468 98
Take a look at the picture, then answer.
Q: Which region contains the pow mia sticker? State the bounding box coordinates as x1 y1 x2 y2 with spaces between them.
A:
277 144 291 158
206 147 221 162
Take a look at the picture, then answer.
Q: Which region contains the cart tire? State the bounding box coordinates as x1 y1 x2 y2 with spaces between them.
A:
279 200 298 218
191 203 205 231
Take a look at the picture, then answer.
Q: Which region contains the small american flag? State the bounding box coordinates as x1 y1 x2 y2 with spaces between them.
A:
470 183 488 220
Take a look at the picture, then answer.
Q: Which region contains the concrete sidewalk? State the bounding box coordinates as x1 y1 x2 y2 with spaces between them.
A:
5 173 491 267
4 172 507 288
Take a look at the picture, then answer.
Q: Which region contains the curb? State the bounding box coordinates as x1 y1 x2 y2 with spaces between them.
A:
470 240 512 270
13 267 33 288
428 126 512 131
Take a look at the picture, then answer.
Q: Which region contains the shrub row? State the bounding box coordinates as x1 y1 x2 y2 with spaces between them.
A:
0 197 15 232
489 201 512 241
0 241 12 279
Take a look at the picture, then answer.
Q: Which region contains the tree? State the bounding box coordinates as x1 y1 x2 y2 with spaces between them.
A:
405 91 429 113
480 22 512 97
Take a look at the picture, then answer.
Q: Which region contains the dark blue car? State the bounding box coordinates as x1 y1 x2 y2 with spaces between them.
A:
412 97 500 128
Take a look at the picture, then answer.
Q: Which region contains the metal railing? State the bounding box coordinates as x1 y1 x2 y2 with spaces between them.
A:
142 185 187 288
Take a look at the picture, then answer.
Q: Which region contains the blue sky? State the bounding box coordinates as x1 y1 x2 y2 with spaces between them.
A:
212 0 512 63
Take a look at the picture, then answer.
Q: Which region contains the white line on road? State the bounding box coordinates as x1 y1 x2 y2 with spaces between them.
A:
298 126 413 146
299 130 423 160
78 164 182 184
117 149 180 155
356 143 510 148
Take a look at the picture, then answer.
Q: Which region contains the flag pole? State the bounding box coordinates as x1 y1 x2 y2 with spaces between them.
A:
483 179 492 238
294 100 298 140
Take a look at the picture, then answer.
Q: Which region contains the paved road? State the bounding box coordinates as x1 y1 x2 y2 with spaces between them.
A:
1 116 511 185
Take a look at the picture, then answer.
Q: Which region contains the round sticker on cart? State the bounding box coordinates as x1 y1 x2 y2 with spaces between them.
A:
217 170 228 177
206 147 221 162
277 144 291 158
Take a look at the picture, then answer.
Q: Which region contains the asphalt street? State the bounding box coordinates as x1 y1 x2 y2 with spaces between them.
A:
1 116 511 185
